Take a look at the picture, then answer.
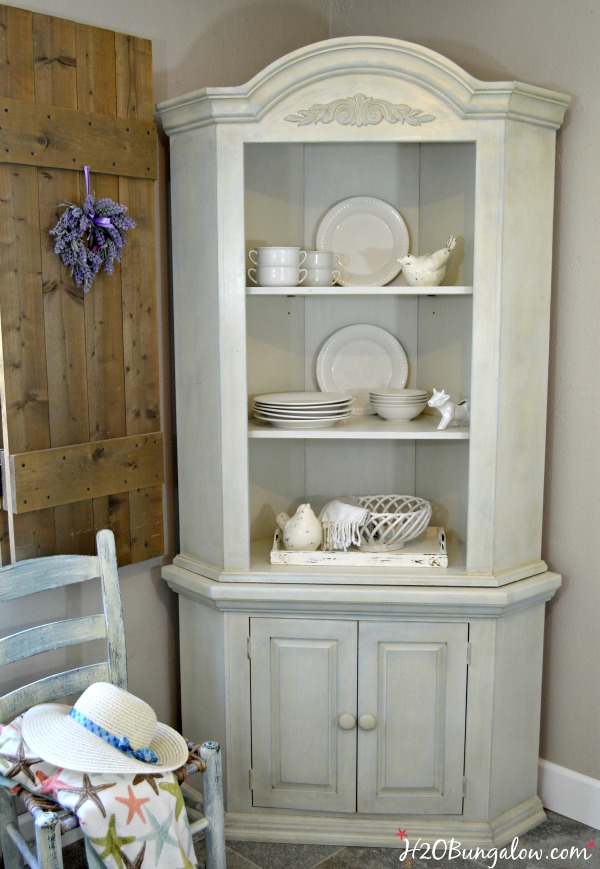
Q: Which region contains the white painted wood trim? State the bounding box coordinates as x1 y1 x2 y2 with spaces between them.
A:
538 759 600 830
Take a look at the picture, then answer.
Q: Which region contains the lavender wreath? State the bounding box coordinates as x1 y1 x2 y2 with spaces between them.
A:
50 166 136 293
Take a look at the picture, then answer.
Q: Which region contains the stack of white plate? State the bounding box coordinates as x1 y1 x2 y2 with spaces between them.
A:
368 388 429 420
253 392 353 429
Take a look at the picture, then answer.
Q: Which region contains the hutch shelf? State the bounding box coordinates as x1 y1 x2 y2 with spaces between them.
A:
158 37 568 847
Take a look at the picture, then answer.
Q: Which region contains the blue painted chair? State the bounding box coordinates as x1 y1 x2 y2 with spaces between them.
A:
0 529 226 869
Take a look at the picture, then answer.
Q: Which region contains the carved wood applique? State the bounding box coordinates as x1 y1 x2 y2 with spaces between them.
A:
284 93 436 127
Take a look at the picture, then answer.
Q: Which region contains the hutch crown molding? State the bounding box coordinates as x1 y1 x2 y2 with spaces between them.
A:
158 37 569 847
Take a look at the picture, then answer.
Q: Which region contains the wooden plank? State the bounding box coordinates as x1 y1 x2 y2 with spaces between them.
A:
0 5 34 101
76 22 116 116
115 33 153 120
93 492 131 565
120 177 161 434
32 12 77 108
129 486 164 561
0 165 49 454
0 96 157 178
116 34 163 558
33 18 95 557
9 431 164 513
39 176 95 552
0 7 55 560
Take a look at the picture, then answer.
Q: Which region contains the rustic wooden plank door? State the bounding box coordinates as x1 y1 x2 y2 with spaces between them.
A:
0 4 163 564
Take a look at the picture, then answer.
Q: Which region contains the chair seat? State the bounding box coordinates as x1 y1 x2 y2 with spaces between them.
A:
16 742 206 838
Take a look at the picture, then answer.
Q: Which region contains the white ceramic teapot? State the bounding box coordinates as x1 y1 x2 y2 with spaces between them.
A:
276 503 322 551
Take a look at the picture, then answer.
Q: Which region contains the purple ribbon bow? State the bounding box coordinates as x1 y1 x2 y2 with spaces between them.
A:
84 165 113 229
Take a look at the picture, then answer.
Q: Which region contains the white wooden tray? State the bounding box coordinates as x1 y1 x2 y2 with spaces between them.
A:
270 526 447 568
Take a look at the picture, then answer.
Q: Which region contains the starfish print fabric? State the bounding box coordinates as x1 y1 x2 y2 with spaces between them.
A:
0 717 197 868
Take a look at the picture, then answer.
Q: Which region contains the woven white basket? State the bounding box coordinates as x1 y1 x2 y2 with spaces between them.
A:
357 494 432 551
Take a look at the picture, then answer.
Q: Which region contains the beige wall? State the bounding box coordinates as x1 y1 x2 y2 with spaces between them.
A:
6 0 598 782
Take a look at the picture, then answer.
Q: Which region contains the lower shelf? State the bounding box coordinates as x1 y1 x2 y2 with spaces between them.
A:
270 526 448 568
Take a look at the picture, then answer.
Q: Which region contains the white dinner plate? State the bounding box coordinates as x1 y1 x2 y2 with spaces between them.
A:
255 416 349 430
254 391 352 406
315 196 409 287
253 408 352 419
317 325 408 414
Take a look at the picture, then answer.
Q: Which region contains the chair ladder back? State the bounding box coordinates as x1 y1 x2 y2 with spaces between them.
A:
0 663 112 722
0 555 101 602
0 614 108 668
96 529 127 690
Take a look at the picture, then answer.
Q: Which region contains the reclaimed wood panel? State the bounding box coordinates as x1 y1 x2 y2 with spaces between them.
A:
9 432 164 512
0 97 157 177
0 5 163 563
32 12 77 107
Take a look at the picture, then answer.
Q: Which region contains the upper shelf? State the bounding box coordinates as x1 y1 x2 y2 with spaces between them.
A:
247 285 473 296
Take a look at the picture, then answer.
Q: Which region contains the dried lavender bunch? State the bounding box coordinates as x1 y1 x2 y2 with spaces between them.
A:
50 193 136 293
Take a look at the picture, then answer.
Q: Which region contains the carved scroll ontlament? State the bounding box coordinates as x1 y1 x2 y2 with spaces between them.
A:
284 93 436 127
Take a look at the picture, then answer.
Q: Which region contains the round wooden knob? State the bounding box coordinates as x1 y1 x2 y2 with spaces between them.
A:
358 713 377 731
337 713 357 730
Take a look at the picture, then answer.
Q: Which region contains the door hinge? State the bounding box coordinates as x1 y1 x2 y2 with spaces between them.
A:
249 768 254 790
466 642 472 665
247 637 252 659
463 776 467 797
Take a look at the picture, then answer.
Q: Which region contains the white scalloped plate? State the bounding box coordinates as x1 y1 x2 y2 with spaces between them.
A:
316 196 409 286
317 324 408 414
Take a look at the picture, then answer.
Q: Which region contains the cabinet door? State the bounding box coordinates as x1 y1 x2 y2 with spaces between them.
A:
357 621 468 814
250 617 357 812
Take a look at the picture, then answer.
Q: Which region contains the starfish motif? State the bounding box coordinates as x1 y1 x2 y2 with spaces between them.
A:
62 773 115 817
0 738 43 784
138 807 180 860
115 784 150 824
36 768 72 801
159 777 185 820
180 844 196 869
89 814 136 869
132 771 163 794
120 842 146 868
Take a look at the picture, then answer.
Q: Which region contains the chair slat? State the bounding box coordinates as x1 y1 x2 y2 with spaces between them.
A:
0 663 110 721
0 555 100 601
97 529 127 689
0 614 107 666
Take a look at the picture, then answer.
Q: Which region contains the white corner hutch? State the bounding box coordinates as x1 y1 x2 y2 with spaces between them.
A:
158 38 569 847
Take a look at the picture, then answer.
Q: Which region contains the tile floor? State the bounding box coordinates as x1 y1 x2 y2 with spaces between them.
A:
60 810 599 868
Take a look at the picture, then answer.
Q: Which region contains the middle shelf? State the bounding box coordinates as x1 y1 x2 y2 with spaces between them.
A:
248 413 470 439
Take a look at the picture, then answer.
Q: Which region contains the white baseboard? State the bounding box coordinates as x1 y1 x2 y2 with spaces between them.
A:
538 759 600 830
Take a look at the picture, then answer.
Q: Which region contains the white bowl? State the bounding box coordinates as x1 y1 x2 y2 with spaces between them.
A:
373 402 427 420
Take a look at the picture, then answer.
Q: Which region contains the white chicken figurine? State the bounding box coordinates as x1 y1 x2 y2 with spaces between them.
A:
396 235 456 286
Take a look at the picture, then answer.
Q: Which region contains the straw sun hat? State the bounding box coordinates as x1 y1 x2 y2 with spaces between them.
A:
22 682 189 774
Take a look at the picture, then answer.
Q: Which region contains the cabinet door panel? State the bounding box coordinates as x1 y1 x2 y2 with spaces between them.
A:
250 618 357 812
358 621 468 814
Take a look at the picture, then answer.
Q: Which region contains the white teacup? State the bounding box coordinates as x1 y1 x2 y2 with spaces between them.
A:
303 250 339 269
248 265 307 287
248 246 306 267
302 267 341 287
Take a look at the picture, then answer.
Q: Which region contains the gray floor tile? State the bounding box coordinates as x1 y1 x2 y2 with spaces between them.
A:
226 840 343 869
